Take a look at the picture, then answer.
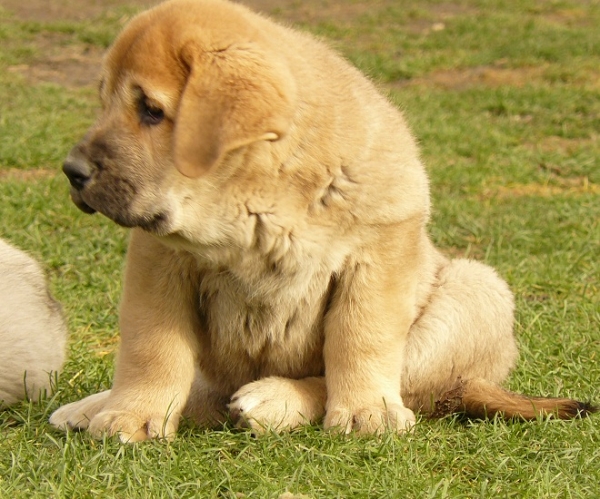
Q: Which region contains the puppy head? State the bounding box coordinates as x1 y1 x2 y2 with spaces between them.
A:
63 0 296 234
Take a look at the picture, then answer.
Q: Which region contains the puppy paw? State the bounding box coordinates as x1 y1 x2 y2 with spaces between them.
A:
229 376 326 434
324 402 416 435
50 389 181 442
49 390 112 431
88 408 179 443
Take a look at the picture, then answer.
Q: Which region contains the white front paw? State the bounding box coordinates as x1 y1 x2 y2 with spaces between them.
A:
87 409 179 442
49 390 112 431
229 377 326 434
50 389 180 442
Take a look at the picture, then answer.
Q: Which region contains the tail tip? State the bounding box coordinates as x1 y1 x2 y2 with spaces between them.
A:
566 400 598 419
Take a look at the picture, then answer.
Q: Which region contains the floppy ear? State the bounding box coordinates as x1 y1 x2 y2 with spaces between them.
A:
174 45 296 177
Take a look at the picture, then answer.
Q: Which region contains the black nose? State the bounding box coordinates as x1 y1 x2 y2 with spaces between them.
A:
63 155 93 190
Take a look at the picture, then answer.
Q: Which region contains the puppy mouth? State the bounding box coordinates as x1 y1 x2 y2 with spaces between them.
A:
69 187 170 234
69 188 97 215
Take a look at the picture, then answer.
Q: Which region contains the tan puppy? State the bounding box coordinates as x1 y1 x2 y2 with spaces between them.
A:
51 0 594 441
0 239 67 407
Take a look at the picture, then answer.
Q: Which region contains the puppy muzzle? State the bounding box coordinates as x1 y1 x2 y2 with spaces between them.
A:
63 148 97 214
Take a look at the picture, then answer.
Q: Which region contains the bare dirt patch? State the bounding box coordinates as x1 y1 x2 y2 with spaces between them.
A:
1 0 483 89
1 0 161 88
2 0 377 88
0 0 304 22
0 0 155 22
243 0 474 32
7 32 104 88
2 0 474 27
239 0 388 24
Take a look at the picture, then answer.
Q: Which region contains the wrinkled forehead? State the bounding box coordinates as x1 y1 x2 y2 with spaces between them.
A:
99 13 186 110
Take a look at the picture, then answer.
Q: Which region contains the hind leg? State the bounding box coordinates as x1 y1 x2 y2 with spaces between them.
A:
401 258 518 413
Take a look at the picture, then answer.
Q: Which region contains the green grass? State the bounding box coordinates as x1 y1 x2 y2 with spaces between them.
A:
1 0 599 497
2 418 599 498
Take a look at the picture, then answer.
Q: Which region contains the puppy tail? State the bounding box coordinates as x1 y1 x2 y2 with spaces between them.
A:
431 377 596 420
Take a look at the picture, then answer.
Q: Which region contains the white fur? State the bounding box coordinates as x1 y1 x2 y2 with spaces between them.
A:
0 239 67 407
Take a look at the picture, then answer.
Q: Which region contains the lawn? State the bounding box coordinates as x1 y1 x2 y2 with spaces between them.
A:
0 0 599 497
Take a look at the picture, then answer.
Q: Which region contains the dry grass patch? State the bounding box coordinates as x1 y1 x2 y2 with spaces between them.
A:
392 65 548 90
0 167 59 181
484 179 600 199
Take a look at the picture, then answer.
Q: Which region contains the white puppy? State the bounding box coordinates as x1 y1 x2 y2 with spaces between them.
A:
0 238 67 407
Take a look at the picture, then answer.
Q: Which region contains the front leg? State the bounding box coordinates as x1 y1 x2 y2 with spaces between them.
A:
61 230 199 442
323 219 426 434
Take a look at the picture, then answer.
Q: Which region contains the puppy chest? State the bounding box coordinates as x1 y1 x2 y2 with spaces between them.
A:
194 271 329 390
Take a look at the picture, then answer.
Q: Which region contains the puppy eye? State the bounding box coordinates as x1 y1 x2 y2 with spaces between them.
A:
139 99 164 126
